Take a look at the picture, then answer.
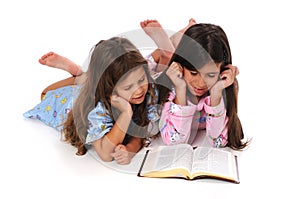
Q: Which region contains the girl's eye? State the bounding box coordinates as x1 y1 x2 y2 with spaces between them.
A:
138 76 145 83
124 86 132 91
207 73 216 78
190 71 198 76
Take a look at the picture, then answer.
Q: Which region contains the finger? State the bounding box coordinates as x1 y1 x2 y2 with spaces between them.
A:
168 63 177 72
169 62 183 75
119 159 130 165
114 144 122 152
116 144 127 152
229 67 237 77
235 67 240 76
175 62 183 72
117 153 130 164
220 73 234 88
227 64 239 76
168 69 182 79
221 68 234 78
113 152 129 164
111 151 122 160
116 157 130 165
111 145 122 156
220 72 232 80
170 62 182 69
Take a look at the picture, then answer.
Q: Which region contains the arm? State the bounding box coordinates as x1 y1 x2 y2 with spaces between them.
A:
205 64 238 147
89 95 133 163
210 64 238 106
110 137 143 165
203 96 228 147
166 62 186 105
125 137 143 154
93 110 132 162
159 92 197 145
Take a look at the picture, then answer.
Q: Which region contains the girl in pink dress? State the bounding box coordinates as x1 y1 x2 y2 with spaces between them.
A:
156 23 249 150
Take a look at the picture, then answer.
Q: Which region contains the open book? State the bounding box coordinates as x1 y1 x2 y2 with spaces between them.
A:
138 144 240 183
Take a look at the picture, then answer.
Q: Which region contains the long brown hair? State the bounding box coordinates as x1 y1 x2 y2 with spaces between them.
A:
157 23 249 150
62 37 157 155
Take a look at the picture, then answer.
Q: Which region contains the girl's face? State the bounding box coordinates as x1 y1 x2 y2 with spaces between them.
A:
115 66 149 104
183 62 221 97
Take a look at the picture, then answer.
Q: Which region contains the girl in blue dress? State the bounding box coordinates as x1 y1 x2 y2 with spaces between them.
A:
24 37 161 165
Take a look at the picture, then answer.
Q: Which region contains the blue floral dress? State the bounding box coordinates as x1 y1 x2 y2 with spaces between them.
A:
23 85 80 131
23 84 160 145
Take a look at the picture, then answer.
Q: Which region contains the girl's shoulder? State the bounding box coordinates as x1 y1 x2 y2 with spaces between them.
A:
93 100 109 114
87 100 112 122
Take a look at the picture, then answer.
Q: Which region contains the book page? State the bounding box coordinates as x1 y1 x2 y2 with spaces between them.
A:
140 144 194 177
191 147 238 180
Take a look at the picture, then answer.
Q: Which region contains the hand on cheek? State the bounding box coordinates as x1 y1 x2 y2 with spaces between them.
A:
110 94 132 114
220 68 235 89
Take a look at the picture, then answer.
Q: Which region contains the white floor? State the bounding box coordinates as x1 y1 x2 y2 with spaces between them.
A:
1 1 299 198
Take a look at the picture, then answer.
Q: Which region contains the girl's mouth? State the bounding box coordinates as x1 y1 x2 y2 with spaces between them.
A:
132 93 145 101
193 86 207 95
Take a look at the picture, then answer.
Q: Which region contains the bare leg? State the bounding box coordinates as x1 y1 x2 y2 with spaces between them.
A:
39 51 83 76
40 73 86 100
140 19 175 72
40 72 86 98
169 18 197 48
40 76 76 100
141 18 197 72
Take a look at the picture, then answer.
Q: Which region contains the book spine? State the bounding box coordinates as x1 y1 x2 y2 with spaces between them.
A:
137 150 150 177
235 155 240 184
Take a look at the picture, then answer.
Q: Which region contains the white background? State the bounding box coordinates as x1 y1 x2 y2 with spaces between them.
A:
1 0 299 198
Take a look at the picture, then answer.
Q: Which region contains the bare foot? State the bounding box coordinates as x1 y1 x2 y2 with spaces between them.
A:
38 52 82 76
170 18 197 48
140 19 175 53
140 19 175 72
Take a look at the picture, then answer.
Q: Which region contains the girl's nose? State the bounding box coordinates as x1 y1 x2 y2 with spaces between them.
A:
134 85 143 94
195 74 206 87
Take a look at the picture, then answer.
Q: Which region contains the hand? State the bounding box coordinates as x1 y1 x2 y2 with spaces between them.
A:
209 65 237 106
110 94 132 114
166 62 186 88
111 144 131 165
225 64 239 77
219 66 236 89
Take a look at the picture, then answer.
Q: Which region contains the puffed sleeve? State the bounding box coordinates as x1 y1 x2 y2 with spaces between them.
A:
159 91 197 145
85 101 114 144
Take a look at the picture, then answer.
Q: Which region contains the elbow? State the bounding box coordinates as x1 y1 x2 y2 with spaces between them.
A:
96 149 114 162
99 154 114 162
92 139 114 162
